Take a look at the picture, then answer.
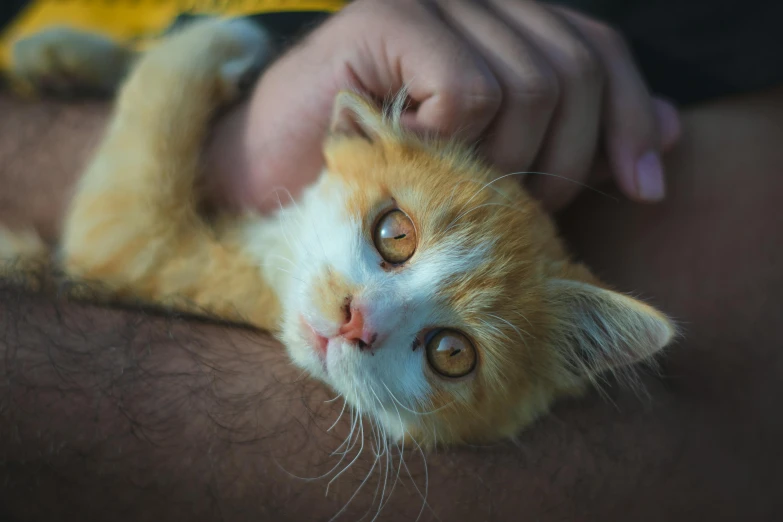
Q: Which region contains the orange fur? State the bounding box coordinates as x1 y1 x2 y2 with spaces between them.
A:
56 18 279 328
0 19 677 448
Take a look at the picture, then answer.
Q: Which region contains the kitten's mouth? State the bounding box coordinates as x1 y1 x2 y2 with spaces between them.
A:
300 316 329 358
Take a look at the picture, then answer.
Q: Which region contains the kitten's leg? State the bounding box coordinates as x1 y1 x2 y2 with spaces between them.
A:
11 27 138 97
60 18 280 328
0 227 49 291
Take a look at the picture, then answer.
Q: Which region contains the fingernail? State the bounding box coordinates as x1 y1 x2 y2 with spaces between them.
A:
636 151 666 201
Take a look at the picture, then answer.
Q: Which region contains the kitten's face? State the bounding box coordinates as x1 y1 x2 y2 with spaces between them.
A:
275 92 674 446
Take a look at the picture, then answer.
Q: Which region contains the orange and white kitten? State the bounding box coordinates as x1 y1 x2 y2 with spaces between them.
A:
2 18 676 447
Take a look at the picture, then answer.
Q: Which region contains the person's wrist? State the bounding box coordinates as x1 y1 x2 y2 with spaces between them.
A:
202 97 254 211
202 28 351 213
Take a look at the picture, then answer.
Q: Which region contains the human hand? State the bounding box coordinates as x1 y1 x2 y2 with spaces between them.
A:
206 0 681 213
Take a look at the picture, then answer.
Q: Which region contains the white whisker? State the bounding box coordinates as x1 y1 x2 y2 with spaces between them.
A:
486 312 530 347
366 386 392 522
267 253 297 269
324 392 343 403
381 380 453 417
478 317 514 343
328 411 366 489
403 433 432 522
332 392 360 456
512 309 535 330
444 202 521 232
375 381 407 518
327 396 348 431
273 266 305 284
328 420 375 522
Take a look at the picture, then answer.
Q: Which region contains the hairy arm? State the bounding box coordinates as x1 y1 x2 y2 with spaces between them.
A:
1 88 782 521
0 283 699 522
0 94 108 239
0 284 352 521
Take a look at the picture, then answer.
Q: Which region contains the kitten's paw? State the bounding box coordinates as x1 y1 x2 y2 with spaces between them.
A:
11 27 135 97
0 227 46 260
146 17 273 104
215 18 273 102
0 227 48 289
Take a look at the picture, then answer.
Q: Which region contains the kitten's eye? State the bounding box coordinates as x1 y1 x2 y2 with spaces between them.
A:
426 329 477 378
373 209 417 264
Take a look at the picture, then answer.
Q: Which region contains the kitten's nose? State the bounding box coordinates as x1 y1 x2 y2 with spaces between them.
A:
338 303 377 349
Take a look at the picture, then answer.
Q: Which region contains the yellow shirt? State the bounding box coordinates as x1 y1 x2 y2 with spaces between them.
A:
0 0 348 73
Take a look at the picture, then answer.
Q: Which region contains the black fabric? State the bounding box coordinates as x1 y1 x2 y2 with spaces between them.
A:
551 0 783 104
249 11 332 46
167 11 331 48
0 0 27 30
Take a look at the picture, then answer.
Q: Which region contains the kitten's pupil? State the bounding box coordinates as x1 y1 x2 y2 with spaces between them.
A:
393 234 406 240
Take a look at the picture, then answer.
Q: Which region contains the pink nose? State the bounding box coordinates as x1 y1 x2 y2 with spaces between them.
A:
338 304 377 349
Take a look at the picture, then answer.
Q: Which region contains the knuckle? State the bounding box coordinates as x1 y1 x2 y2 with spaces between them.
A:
509 69 560 110
426 73 501 133
558 41 603 85
595 23 629 53
458 73 503 116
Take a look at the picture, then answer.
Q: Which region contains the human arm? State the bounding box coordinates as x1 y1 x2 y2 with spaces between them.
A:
0 93 107 239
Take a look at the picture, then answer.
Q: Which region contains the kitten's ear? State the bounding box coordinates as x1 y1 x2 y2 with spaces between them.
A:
329 90 386 142
547 279 676 375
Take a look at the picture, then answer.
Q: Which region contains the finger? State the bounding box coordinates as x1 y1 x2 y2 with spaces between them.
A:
583 97 681 188
433 0 559 174
555 6 668 202
488 0 605 211
344 1 502 143
654 97 682 151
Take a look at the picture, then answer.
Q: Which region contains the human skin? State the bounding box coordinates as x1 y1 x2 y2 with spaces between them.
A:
202 0 681 214
1 84 781 520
